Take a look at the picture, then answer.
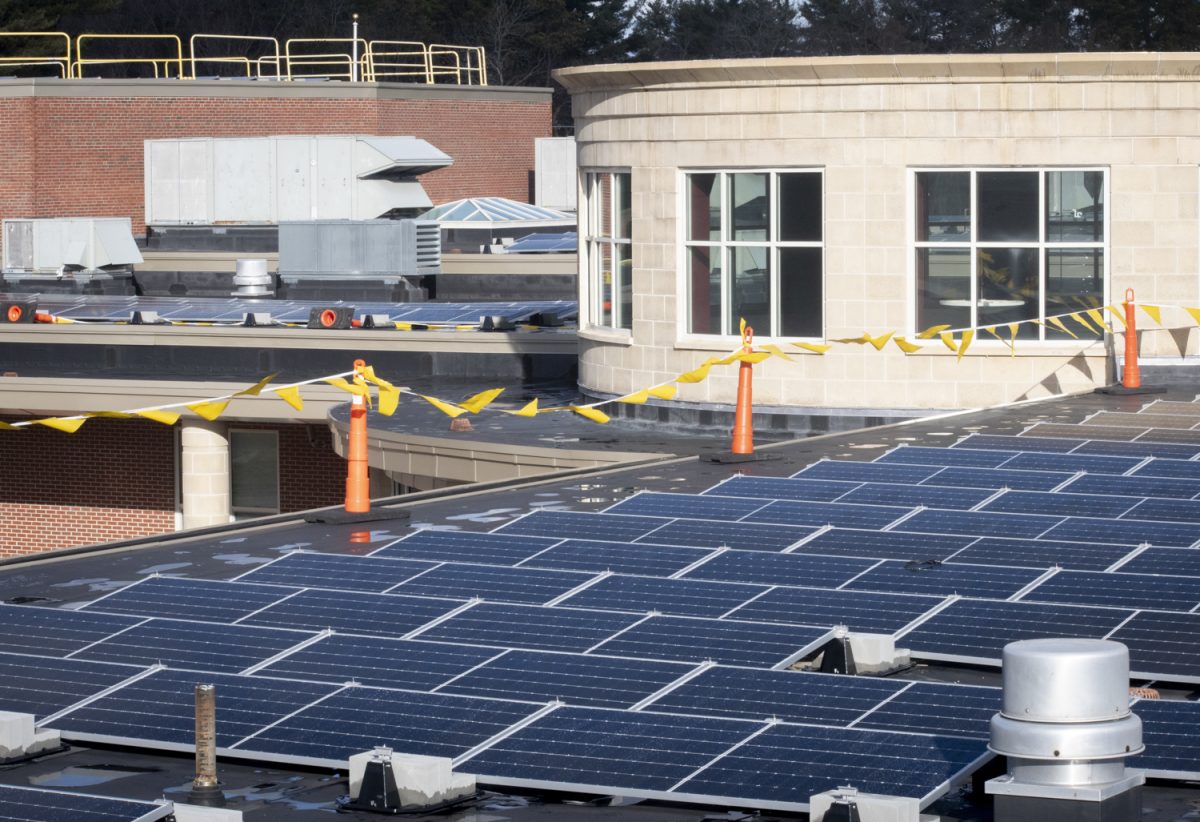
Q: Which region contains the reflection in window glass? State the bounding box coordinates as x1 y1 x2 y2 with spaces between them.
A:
916 248 971 332
779 247 822 337
916 172 970 242
689 246 722 334
1046 171 1103 242
977 172 1039 242
978 248 1039 338
586 171 633 331
731 246 770 334
780 174 821 241
230 430 279 515
689 174 721 242
731 173 770 241
1046 249 1104 339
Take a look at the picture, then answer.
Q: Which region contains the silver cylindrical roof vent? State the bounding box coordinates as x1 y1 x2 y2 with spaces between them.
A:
233 258 273 297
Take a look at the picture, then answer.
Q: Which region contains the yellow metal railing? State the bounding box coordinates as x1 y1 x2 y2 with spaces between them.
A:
189 34 282 80
284 38 367 81
73 34 184 79
428 44 487 85
0 32 70 78
364 40 430 83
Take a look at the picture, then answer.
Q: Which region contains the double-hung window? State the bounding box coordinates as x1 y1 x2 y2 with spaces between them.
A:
914 169 1106 340
584 171 632 330
684 170 823 338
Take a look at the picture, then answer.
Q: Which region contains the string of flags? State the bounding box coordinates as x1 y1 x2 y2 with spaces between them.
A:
5 301 1199 432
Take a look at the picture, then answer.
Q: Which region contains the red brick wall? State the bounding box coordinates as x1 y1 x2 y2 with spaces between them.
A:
233 422 346 513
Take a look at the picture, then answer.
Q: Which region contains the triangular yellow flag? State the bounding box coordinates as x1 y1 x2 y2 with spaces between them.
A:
186 400 230 421
234 373 278 397
1068 312 1098 335
360 365 397 392
137 409 181 425
459 388 504 414
832 333 872 345
892 336 922 354
1184 307 1200 327
1140 304 1163 325
730 351 771 364
676 362 716 384
917 324 951 339
324 377 370 397
939 332 959 352
274 386 304 412
0 421 20 430
419 394 467 418
511 398 539 417
85 411 134 419
956 329 974 360
867 332 894 351
758 343 793 361
34 417 86 433
647 385 677 400
792 342 832 354
1086 308 1111 332
378 387 400 417
618 389 650 404
1046 316 1077 339
1106 305 1127 328
570 406 610 424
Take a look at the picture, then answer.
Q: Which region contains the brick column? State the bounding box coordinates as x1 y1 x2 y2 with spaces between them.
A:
180 420 230 529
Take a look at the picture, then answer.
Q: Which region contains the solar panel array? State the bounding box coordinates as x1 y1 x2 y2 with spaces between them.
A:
5 399 1200 810
0 785 171 822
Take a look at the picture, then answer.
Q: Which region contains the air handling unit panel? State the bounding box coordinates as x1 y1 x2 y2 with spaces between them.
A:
278 220 441 280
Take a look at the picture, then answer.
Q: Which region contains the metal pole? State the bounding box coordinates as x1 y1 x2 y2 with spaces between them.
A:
351 14 359 82
187 683 225 806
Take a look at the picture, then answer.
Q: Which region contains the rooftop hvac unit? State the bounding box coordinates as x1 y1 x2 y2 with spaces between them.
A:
2 218 143 273
278 219 441 280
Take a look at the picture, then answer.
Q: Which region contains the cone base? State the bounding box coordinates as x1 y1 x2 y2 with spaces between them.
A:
699 451 782 464
1094 384 1167 395
304 508 412 525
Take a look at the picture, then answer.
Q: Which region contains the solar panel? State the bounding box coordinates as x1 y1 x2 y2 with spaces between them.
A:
605 492 769 521
947 537 1138 571
793 529 972 561
1058 474 1200 500
1002 452 1141 474
876 446 1016 467
413 603 642 652
72 619 317 673
982 490 1133 518
1019 570 1200 611
556 574 768 618
1074 439 1200 459
893 510 1060 539
588 615 831 667
1132 698 1200 778
234 552 437 592
518 539 713 577
795 461 942 484
852 681 996 738
898 599 1134 664
387 563 598 605
232 687 541 764
1117 547 1200 576
0 605 140 657
496 511 666 543
835 484 993 510
703 476 860 502
682 550 875 589
1124 497 1200 523
437 650 694 708
252 634 501 691
0 785 172 822
1041 516 1200 548
82 577 297 623
238 589 465 638
370 529 559 565
952 434 1080 453
844 561 1046 599
1132 458 1200 480
53 668 339 749
635 520 814 552
724 587 948 634
918 466 1072 492
745 500 910 530
1106 611 1200 683
0 653 147 720
643 666 903 725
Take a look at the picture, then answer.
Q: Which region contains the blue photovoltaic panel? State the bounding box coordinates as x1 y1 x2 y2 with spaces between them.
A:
0 653 145 720
235 552 437 592
1058 474 1200 500
947 537 1137 571
1041 516 1200 548
83 577 297 623
0 604 139 657
899 598 1134 663
605 492 768 521
876 446 1016 467
370 529 560 565
793 529 972 561
234 688 539 762
496 511 667 543
675 723 988 805
460 706 761 793
645 666 903 725
952 434 1081 453
1133 698 1200 777
1105 611 1200 682
437 650 694 708
1020 569 1200 611
918 466 1072 492
253 634 501 691
0 785 172 822
893 510 1060 539
1123 498 1200 523
557 575 768 618
1118 547 1200 577
1132 458 1200 480
795 461 942 484
1002 451 1142 475
387 563 597 605
635 520 814 552
853 681 997 739
54 668 338 748
505 232 577 252
745 500 910 530
239 588 465 638
982 490 1134 518
835 484 993 510
844 561 1045 599
682 550 875 589
703 476 860 503
725 586 947 634
1075 439 1200 460
519 539 713 577
589 615 830 667
73 619 316 673
414 602 641 653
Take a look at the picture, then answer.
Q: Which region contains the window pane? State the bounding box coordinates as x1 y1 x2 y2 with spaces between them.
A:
1047 171 1103 242
731 173 769 241
979 247 1039 338
916 172 970 242
616 173 632 239
596 242 613 327
689 246 721 334
596 174 612 237
689 174 721 242
977 172 1039 242
780 247 822 337
1046 249 1104 339
730 246 770 334
916 248 970 332
230 431 278 512
779 173 821 242
617 243 632 330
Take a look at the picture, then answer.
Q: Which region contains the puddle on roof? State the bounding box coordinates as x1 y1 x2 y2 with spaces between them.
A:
407 523 462 532
220 537 248 544
31 765 159 788
164 775 337 812
137 562 192 575
268 542 313 553
847 443 889 449
445 508 520 523
50 578 134 593
212 553 273 566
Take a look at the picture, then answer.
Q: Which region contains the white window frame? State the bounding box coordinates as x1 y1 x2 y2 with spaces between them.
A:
582 170 632 331
907 167 1109 342
679 168 825 340
229 428 280 517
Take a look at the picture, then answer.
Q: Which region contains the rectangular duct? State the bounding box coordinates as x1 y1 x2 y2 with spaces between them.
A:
278 219 441 280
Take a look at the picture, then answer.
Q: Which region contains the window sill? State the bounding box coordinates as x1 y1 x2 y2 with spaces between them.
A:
580 326 634 346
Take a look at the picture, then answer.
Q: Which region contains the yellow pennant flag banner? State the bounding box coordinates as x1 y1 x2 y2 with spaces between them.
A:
274 386 304 412
186 400 230 422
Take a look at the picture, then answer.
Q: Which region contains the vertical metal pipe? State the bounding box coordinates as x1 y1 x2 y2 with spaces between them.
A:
187 683 225 806
351 14 359 83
